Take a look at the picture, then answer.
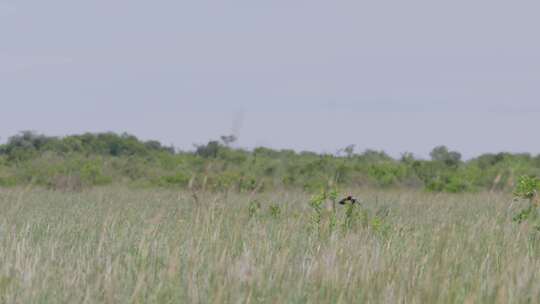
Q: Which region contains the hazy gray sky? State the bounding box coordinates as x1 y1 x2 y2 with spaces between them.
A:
1 0 539 158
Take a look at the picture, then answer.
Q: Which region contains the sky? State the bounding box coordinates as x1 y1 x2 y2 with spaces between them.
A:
1 0 539 159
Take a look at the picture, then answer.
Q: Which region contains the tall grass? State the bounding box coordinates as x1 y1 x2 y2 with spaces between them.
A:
0 187 539 303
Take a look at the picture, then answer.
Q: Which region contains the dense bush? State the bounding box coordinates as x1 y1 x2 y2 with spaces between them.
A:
1 131 539 193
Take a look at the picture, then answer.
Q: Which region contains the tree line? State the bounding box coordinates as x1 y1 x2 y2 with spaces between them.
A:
0 131 538 193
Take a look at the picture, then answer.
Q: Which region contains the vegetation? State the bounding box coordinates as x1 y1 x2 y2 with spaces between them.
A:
512 175 540 228
2 132 540 302
1 131 539 193
0 187 539 303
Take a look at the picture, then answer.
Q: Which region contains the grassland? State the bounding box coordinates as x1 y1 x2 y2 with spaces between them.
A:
0 187 539 303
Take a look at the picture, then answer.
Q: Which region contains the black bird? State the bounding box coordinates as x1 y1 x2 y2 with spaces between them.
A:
339 195 358 205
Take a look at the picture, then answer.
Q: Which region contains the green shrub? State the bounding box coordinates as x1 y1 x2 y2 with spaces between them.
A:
3 131 540 194
80 161 112 186
0 176 17 187
248 200 261 218
512 175 540 226
157 172 190 187
513 175 539 201
268 204 281 218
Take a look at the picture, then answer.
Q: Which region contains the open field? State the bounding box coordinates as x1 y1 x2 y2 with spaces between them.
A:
0 187 539 303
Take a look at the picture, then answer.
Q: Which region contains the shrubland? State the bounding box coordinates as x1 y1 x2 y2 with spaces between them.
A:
1 131 539 193
2 132 540 303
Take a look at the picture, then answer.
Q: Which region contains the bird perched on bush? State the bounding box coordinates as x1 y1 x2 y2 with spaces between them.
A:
339 195 358 205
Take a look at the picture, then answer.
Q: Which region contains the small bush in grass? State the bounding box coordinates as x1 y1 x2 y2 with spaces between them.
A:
512 175 540 226
309 188 383 236
513 175 539 203
248 200 261 218
156 172 190 188
343 202 356 230
309 190 326 234
513 206 535 224
268 204 281 218
327 188 339 230
370 216 392 238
